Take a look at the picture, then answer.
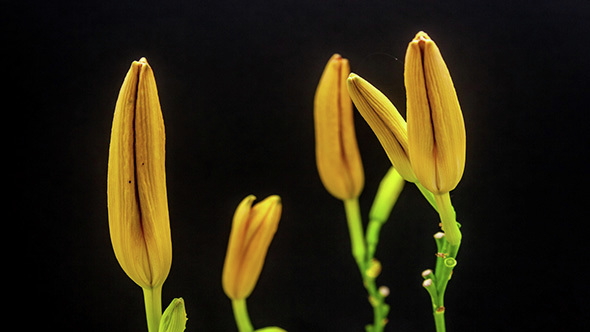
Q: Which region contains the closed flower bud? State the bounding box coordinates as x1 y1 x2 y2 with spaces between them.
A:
368 166 406 223
159 298 187 332
107 58 172 289
405 31 466 194
222 195 282 300
314 54 364 200
347 73 417 183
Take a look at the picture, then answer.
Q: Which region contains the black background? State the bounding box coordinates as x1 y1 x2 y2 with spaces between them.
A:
6 0 589 331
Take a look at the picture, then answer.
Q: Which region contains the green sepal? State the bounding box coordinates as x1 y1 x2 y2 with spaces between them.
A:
159 298 187 332
415 182 438 212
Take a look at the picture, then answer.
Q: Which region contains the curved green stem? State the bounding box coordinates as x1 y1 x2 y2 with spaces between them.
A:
142 285 163 332
232 299 254 332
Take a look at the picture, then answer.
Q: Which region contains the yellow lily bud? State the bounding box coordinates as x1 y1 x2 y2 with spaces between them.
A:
347 73 417 183
405 31 466 194
314 54 364 200
107 57 172 289
222 195 282 300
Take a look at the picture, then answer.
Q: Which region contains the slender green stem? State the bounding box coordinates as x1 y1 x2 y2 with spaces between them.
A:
343 198 388 332
142 285 163 332
365 275 388 332
232 299 254 332
343 198 367 273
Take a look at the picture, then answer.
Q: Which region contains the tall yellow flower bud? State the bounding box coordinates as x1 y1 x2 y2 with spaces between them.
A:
107 57 172 290
347 73 417 183
314 54 364 200
222 195 282 300
405 31 466 195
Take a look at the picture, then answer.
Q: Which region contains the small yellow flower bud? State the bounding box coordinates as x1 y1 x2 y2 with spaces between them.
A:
314 54 365 200
222 195 282 300
347 73 417 183
405 31 466 194
366 258 382 279
107 58 172 289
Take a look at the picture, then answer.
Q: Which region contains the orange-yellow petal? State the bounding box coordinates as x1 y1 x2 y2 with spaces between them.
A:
314 54 364 200
405 32 466 194
347 73 417 183
222 195 282 300
107 58 172 289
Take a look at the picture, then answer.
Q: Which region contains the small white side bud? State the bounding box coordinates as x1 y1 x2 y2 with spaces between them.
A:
421 269 433 279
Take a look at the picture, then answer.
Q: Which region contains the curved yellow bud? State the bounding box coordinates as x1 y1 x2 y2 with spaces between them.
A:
405 31 466 194
222 195 282 300
314 54 364 200
107 57 172 289
347 73 417 183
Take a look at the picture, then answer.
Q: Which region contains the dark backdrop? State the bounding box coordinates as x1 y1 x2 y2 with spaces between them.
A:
6 0 589 331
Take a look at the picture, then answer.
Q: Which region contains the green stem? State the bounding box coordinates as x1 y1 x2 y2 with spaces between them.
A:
433 193 461 255
343 198 367 273
365 219 382 262
434 309 446 332
142 285 163 332
232 299 254 332
428 193 461 332
343 198 388 332
365 276 387 332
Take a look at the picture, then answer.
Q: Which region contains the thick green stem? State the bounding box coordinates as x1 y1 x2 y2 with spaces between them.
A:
142 285 163 332
232 299 254 332
433 193 461 252
426 193 461 332
434 309 446 332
